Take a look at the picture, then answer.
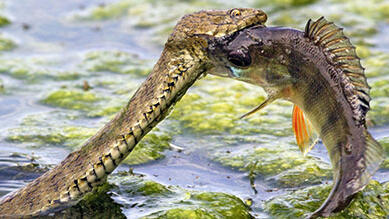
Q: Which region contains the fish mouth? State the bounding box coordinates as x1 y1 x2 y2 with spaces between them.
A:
207 23 265 79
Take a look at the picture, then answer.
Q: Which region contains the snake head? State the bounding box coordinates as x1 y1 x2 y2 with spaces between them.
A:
166 8 267 50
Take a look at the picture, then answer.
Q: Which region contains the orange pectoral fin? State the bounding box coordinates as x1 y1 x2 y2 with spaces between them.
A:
292 105 317 155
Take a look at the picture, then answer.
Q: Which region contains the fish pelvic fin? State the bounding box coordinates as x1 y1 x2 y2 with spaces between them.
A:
292 105 318 156
239 94 279 119
305 17 370 127
309 130 384 218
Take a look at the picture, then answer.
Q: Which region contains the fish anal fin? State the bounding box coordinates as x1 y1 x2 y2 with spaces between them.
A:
292 105 318 155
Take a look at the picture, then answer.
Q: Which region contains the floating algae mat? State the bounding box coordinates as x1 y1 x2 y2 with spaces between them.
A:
0 0 388 218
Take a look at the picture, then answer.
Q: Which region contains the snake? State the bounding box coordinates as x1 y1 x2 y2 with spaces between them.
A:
0 8 267 217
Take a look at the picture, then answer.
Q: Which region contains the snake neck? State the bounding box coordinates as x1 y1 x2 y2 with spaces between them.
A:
0 46 207 216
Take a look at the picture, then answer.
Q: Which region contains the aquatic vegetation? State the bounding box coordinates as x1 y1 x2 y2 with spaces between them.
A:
72 0 221 21
0 15 10 27
6 119 97 149
369 78 389 125
363 52 389 78
171 78 292 136
265 180 389 218
0 35 15 51
213 144 331 188
270 163 332 188
369 98 389 126
73 0 136 20
269 0 318 7
124 130 172 165
82 50 151 76
370 79 389 98
379 137 389 169
0 58 48 80
342 0 389 20
0 78 4 93
5 113 173 165
42 89 101 111
59 183 126 218
0 58 87 82
109 173 252 218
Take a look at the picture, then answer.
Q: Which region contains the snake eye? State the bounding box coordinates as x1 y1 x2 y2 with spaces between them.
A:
230 9 241 18
227 50 251 67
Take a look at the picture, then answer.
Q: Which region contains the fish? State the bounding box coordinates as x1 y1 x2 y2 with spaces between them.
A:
207 17 384 218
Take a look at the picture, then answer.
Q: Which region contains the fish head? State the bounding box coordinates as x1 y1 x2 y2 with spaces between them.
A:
207 26 294 90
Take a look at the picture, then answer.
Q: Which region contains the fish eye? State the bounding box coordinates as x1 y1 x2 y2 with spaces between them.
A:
230 9 241 18
227 51 251 67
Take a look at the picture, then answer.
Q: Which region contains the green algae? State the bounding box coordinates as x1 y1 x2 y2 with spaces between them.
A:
188 192 252 218
0 34 15 51
271 0 318 7
265 180 389 218
171 78 292 136
379 137 389 169
363 52 389 78
6 111 173 165
213 144 331 187
343 0 389 20
145 192 252 219
5 112 96 148
124 130 172 165
54 71 84 81
370 79 389 98
170 77 334 188
0 15 10 27
269 163 332 188
42 89 101 110
6 124 97 149
145 208 215 219
72 0 220 22
0 78 4 93
368 77 389 125
87 104 123 118
0 58 87 81
110 173 252 218
369 98 389 126
58 182 126 218
137 181 170 196
115 172 172 196
74 0 135 20
82 50 151 76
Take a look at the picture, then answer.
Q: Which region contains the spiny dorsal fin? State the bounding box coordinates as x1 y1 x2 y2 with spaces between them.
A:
305 17 370 126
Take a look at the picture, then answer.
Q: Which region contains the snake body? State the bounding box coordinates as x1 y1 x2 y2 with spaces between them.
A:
0 9 267 216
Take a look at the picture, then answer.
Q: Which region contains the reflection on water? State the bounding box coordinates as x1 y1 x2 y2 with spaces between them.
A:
0 98 19 118
0 152 45 197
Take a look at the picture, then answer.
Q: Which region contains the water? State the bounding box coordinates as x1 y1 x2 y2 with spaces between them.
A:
0 0 388 218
